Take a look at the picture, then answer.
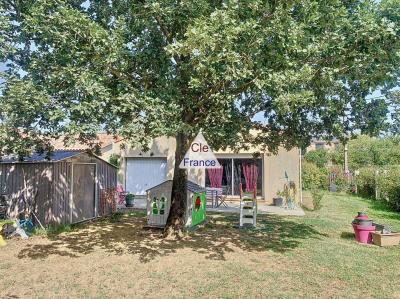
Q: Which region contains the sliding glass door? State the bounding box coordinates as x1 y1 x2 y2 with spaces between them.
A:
205 158 263 197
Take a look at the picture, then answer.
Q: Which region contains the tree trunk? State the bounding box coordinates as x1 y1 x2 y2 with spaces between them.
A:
164 131 189 238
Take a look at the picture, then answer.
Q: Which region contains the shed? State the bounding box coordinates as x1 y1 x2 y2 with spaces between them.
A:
0 150 117 225
146 180 207 228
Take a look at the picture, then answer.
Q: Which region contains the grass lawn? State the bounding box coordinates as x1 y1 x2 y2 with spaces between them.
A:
1 193 400 298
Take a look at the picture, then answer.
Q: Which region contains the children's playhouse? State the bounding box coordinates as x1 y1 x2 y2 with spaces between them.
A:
146 180 206 228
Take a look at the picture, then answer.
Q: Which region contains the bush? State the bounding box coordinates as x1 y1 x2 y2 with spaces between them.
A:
302 161 328 190
109 154 121 168
304 149 329 168
310 189 324 210
328 166 353 192
356 167 376 198
376 167 400 211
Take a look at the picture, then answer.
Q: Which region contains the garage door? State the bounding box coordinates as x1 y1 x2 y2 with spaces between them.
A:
126 158 167 195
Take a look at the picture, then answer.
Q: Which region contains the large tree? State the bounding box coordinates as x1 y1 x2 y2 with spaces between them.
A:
1 0 399 236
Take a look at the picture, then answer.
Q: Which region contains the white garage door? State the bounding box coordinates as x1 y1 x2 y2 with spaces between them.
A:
126 158 167 195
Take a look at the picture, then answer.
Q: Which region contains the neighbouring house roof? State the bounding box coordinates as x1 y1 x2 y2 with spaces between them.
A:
0 150 82 163
52 133 123 151
311 138 340 144
146 180 206 193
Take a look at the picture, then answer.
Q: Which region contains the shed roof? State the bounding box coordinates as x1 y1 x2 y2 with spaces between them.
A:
1 150 82 163
1 150 118 168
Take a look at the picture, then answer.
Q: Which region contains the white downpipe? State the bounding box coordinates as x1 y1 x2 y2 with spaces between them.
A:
299 149 303 205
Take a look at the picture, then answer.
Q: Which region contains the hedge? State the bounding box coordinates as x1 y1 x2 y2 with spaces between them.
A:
354 166 400 212
355 167 376 198
302 161 328 190
376 167 400 212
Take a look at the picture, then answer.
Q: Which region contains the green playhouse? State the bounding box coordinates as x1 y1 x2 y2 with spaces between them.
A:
146 180 206 228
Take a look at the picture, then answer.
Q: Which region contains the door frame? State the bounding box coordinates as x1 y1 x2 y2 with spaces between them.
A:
124 157 168 195
70 163 98 224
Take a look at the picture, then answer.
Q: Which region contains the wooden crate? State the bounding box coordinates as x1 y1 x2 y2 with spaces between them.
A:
372 232 400 247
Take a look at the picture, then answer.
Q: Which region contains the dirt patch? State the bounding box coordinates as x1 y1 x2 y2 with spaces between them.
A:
0 213 323 298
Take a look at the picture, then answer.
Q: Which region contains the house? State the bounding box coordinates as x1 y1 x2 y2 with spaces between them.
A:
0 150 117 225
307 138 340 152
101 136 301 204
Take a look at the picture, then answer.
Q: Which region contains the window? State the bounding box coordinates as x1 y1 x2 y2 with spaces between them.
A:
205 158 263 196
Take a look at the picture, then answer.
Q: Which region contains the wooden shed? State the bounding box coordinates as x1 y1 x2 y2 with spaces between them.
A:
0 150 117 225
146 180 207 228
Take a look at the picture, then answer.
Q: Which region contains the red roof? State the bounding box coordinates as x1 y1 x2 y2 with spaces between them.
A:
52 133 122 150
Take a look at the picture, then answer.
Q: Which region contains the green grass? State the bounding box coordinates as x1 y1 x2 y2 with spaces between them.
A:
280 192 400 298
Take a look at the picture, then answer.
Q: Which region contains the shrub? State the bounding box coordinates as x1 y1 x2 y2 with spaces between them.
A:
328 166 352 192
109 154 121 168
310 189 324 210
302 161 328 190
355 167 376 198
304 149 329 168
376 167 400 211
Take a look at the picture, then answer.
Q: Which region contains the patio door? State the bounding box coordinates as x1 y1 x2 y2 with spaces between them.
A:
205 158 263 196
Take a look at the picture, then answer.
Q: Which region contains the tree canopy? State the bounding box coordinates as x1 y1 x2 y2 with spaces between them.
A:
331 135 400 169
1 0 399 157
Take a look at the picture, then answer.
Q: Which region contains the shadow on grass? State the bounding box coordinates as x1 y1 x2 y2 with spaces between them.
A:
17 212 326 263
340 231 355 240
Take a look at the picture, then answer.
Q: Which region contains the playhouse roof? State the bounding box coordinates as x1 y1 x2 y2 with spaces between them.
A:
186 180 206 193
146 180 206 193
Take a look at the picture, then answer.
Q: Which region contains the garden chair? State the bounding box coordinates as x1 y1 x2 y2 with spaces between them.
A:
206 187 228 208
206 187 218 207
216 186 228 208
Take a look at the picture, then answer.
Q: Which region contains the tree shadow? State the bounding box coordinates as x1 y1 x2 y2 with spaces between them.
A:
17 212 327 263
340 231 355 240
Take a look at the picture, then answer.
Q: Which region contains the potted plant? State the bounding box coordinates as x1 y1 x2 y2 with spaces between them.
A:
273 192 284 207
125 193 135 207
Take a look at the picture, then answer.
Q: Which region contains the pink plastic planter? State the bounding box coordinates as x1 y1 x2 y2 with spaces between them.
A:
352 223 360 242
355 225 375 244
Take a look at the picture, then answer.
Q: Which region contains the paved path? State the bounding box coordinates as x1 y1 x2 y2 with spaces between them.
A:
208 202 305 216
119 198 305 216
